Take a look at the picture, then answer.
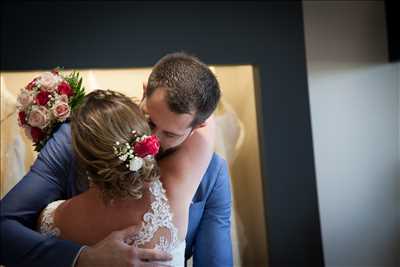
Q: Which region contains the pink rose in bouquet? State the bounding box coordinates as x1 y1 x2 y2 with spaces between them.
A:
38 72 59 92
26 79 37 91
17 89 33 109
52 101 71 122
28 106 50 129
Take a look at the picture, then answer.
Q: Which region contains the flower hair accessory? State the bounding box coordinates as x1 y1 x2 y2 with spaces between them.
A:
16 68 86 151
113 131 160 172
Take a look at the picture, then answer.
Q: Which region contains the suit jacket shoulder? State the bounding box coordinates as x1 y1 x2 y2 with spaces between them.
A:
192 153 228 203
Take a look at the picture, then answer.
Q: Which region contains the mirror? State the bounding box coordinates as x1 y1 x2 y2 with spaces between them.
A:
0 65 267 266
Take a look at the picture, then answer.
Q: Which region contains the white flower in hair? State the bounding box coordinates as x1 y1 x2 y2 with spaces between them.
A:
130 156 144 172
113 132 159 172
119 154 129 162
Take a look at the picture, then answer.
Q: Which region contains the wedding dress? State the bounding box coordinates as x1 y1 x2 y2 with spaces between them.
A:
39 179 186 266
214 99 247 267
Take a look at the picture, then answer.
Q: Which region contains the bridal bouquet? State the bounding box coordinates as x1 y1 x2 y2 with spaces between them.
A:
17 68 85 151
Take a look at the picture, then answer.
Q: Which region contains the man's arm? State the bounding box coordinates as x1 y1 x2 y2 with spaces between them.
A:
1 123 172 267
0 123 83 267
192 159 233 267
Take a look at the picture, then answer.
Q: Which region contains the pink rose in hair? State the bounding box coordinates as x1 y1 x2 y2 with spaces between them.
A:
28 106 50 129
52 101 71 121
134 135 160 157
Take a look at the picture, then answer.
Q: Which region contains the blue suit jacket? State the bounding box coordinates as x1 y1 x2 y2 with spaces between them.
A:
0 123 233 267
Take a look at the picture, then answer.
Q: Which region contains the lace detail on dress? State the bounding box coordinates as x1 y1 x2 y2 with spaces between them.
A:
131 180 179 252
39 200 65 237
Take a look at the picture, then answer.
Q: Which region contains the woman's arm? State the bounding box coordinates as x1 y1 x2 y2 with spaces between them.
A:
159 115 216 205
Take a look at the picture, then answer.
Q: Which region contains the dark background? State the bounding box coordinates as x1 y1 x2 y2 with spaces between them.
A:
1 2 325 266
385 1 400 62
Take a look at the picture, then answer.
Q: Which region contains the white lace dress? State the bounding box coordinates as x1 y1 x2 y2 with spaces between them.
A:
39 180 186 267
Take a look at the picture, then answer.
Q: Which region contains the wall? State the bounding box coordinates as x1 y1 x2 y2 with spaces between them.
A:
303 1 400 266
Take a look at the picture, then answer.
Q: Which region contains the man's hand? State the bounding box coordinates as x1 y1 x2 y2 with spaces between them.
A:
75 225 172 267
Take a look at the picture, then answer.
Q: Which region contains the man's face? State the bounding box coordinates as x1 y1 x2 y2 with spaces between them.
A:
141 87 195 154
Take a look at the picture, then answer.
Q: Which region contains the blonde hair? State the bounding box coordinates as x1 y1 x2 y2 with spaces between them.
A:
71 89 159 203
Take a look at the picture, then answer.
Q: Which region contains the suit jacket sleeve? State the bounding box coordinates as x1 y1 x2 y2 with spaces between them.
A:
192 158 233 267
0 123 82 267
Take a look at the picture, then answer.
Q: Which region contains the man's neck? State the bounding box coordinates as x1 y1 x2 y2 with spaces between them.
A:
156 146 179 160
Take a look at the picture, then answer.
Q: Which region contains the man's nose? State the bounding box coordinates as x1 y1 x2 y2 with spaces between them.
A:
151 129 165 149
151 128 162 139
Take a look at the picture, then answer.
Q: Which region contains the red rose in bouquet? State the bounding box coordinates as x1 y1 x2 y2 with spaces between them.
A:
57 81 74 97
30 127 46 143
26 79 37 91
18 111 26 126
35 90 51 106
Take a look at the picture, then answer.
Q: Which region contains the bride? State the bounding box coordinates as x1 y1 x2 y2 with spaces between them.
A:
37 89 214 266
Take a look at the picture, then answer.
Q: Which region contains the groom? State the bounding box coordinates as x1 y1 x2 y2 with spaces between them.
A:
0 52 233 266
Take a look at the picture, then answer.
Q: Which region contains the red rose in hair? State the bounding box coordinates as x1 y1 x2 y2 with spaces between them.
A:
18 111 26 126
134 135 160 157
36 90 51 106
57 81 73 97
26 79 36 91
30 127 46 143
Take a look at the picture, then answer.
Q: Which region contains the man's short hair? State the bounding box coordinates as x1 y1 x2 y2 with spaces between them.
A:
146 52 221 127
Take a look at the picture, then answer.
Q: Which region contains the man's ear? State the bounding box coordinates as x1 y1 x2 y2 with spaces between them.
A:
141 82 148 101
143 82 148 93
193 122 207 130
188 122 207 138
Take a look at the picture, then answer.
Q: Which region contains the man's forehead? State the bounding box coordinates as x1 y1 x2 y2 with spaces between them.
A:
150 113 193 135
143 98 193 135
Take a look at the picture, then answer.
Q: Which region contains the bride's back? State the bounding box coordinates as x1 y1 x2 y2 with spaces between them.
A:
53 183 154 246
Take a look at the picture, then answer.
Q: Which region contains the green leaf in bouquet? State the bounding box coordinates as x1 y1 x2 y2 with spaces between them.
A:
65 71 86 110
